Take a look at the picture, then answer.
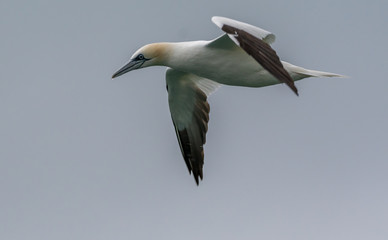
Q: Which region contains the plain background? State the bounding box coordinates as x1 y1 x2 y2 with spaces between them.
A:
1 0 387 239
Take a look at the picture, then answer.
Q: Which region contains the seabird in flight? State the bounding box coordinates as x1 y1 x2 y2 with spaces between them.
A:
112 16 344 185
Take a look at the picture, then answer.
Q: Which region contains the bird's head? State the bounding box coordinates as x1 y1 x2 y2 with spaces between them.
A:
112 43 169 79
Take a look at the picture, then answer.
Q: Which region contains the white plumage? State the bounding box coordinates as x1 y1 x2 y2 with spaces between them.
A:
112 16 344 185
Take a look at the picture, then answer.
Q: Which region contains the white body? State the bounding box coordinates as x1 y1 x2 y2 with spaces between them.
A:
112 16 345 185
165 41 310 88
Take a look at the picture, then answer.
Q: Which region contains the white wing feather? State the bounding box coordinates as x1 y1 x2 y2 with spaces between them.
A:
212 16 276 44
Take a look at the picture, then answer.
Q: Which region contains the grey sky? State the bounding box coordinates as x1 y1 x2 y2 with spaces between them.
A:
1 0 387 239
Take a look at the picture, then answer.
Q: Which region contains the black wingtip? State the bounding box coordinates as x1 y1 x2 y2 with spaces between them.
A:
292 86 299 96
192 169 203 186
194 177 200 186
286 81 299 96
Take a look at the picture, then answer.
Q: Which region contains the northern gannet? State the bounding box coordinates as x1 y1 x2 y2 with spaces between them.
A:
112 16 344 185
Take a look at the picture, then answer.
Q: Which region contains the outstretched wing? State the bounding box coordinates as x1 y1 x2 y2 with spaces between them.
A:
211 16 298 96
166 68 220 185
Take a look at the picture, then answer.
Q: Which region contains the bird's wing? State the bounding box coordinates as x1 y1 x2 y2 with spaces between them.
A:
212 16 276 44
166 68 220 185
211 16 298 96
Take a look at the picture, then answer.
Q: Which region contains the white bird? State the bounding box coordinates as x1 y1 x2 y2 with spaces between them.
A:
112 16 344 185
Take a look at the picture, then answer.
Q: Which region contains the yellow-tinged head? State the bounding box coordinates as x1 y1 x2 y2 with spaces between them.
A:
112 43 170 79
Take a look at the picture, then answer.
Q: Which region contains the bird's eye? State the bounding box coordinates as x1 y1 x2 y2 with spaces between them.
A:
137 54 144 60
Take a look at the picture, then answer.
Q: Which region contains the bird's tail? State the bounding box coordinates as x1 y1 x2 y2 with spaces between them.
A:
299 69 346 78
283 62 347 79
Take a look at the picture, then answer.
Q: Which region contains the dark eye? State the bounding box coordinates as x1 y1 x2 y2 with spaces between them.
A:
137 54 144 60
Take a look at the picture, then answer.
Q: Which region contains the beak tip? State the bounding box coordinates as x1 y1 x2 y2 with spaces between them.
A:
112 59 139 80
111 71 121 79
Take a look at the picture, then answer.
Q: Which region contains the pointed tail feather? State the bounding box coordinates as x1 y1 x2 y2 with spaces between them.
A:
283 63 347 79
301 69 347 78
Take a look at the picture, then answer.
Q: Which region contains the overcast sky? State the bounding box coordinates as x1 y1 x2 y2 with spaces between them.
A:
1 0 387 239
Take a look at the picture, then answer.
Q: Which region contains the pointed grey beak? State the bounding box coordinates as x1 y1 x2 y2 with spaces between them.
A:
112 60 144 79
